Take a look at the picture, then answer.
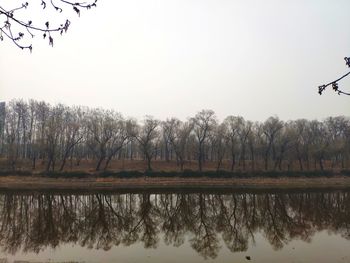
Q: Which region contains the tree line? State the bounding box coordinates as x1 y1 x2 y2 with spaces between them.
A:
0 99 349 172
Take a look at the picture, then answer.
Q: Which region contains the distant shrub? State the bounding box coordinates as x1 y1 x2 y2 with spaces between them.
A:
101 171 144 178
0 170 32 176
341 170 350 176
42 171 90 178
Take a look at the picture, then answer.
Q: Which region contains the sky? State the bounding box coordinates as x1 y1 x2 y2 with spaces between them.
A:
0 0 349 122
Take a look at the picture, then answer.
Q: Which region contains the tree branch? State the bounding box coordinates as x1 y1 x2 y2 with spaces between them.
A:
318 57 350 96
0 0 97 51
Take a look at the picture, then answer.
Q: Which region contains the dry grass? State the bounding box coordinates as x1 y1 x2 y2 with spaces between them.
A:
0 158 346 173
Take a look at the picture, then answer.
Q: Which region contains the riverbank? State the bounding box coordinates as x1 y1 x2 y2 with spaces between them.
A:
1 175 350 191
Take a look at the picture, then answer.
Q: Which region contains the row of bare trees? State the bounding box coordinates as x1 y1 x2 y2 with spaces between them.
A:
0 99 349 172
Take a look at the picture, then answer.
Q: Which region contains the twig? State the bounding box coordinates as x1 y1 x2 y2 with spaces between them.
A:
0 0 97 51
318 57 350 96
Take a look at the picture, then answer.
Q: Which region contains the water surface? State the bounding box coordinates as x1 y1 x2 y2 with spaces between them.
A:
0 188 349 262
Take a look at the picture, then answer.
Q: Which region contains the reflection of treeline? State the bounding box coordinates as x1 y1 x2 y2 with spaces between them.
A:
0 99 349 172
0 191 350 258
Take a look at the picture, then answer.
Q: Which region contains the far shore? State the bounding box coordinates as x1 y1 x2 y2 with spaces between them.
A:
1 175 350 191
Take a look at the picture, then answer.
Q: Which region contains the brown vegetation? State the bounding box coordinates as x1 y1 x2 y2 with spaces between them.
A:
0 158 345 174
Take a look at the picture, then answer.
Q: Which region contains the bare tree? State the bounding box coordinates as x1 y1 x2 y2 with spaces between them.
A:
103 119 134 170
59 107 84 171
247 122 262 171
309 120 333 170
162 118 193 171
85 109 123 171
4 103 19 170
262 116 284 170
223 116 240 171
45 104 65 171
34 101 50 168
191 110 217 172
236 118 252 170
27 99 37 168
273 123 295 170
134 116 160 171
324 116 349 169
290 119 310 171
210 123 228 171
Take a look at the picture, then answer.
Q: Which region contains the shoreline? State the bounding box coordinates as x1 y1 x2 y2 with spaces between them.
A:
1 175 350 191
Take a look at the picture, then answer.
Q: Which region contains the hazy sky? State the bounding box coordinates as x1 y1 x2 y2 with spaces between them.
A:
0 0 349 121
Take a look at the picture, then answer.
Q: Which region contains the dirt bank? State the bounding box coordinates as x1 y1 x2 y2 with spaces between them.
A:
0 176 350 191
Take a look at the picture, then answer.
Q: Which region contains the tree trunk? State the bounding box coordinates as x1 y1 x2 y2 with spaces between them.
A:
278 158 283 170
217 158 223 171
198 144 203 172
59 158 67 172
95 156 105 171
46 156 52 172
147 156 152 171
274 158 279 170
104 155 114 170
230 154 236 171
319 158 324 171
180 161 184 172
241 146 246 170
32 156 36 170
298 157 303 171
52 159 56 171
198 155 202 172
264 155 269 170
250 145 255 171
60 149 72 171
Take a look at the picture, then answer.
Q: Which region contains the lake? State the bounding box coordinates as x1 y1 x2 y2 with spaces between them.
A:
0 188 349 263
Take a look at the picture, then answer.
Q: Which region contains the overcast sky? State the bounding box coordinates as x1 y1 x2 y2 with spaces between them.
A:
0 0 349 121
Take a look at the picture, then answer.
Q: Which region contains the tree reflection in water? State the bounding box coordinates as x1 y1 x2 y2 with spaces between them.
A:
0 190 349 259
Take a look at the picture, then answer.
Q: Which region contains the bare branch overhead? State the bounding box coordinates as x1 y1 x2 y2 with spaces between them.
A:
0 0 97 51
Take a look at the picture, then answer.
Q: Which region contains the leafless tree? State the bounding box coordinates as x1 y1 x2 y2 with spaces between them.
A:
262 116 284 170
309 120 330 170
236 118 252 170
134 116 160 171
191 110 217 172
103 119 134 170
290 119 310 171
223 116 240 171
59 107 84 171
85 109 124 171
4 103 19 170
45 104 65 171
162 118 193 171
210 123 228 171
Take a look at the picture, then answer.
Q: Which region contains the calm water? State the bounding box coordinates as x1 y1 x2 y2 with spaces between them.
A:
0 189 350 262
